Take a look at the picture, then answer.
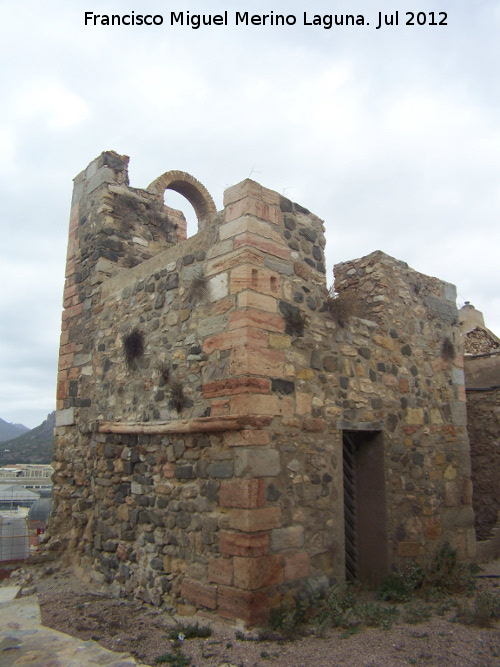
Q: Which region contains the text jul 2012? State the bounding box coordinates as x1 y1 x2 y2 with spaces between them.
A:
83 11 448 29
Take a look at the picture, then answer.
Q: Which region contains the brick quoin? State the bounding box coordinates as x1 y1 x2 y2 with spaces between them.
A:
218 531 270 557
219 479 266 509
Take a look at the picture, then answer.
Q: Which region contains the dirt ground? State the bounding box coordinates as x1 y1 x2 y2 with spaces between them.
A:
6 558 500 667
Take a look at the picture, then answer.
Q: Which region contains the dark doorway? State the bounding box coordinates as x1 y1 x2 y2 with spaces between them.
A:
343 430 389 587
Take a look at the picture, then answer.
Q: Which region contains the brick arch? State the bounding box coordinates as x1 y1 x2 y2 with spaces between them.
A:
147 170 216 232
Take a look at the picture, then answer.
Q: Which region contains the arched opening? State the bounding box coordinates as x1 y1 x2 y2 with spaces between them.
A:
147 170 216 237
162 189 197 239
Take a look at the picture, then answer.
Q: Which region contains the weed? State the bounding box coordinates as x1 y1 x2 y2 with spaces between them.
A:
404 602 432 624
155 648 191 666
123 328 145 366
284 310 307 336
157 361 170 387
187 272 208 304
379 562 425 602
357 601 400 629
455 589 500 627
341 625 361 638
168 380 186 413
258 600 309 641
326 288 362 327
379 543 477 602
166 621 212 641
441 337 455 361
423 542 478 596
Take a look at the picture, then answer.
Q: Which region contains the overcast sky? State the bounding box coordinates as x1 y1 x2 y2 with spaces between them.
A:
1 0 499 428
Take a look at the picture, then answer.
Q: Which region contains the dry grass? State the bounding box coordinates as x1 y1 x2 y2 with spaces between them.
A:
326 289 363 327
122 328 144 366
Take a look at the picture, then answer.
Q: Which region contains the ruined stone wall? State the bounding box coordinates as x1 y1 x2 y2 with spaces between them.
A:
468 387 500 542
467 386 500 542
49 152 475 625
333 253 475 562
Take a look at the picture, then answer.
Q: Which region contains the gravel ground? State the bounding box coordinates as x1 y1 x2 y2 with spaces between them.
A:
6 559 500 667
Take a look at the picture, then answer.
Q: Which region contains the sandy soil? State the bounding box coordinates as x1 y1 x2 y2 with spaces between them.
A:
6 558 500 667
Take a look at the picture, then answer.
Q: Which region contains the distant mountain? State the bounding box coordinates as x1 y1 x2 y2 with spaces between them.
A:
0 412 55 465
0 418 29 443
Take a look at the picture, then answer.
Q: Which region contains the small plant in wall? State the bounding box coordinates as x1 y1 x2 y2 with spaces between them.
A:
187 270 208 305
441 336 455 361
156 360 171 387
285 310 307 336
326 287 361 328
279 301 307 337
168 380 186 413
122 328 145 367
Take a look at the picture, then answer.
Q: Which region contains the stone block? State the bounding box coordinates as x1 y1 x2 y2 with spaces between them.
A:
234 232 290 260
296 369 314 380
424 516 442 540
224 430 270 447
202 378 271 399
230 393 294 417
229 507 281 533
296 392 312 415
452 367 465 386
217 585 269 625
205 247 264 277
208 557 234 585
218 531 270 557
262 186 280 206
208 273 229 302
404 408 424 425
229 309 284 333
197 314 228 338
237 290 278 313
180 579 217 609
208 461 234 478
56 407 75 427
219 479 266 508
294 262 309 280
58 352 75 371
285 552 309 581
230 265 281 297
269 526 305 552
269 334 291 349
61 302 83 321
223 179 263 206
230 346 285 378
203 328 268 354
56 380 68 400
233 554 284 590
234 448 280 478
398 541 421 557
211 399 231 416
225 196 281 225
219 216 282 243
302 417 325 432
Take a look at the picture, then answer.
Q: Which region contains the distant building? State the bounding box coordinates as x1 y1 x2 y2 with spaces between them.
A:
0 464 52 490
0 484 40 511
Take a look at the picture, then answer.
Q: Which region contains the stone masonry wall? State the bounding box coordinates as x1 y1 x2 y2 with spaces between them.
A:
467 387 500 541
49 152 475 625
333 253 475 561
